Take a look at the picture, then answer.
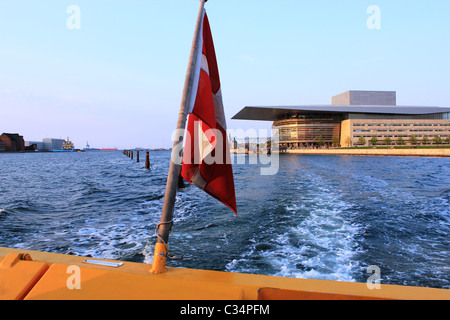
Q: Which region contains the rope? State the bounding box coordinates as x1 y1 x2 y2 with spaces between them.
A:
154 220 174 247
150 220 183 260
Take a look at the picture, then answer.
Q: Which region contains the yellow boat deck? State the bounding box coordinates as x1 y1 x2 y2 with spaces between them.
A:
1 247 449 300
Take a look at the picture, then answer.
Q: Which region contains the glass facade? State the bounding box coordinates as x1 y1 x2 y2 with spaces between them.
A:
272 112 450 148
273 114 341 147
267 109 450 148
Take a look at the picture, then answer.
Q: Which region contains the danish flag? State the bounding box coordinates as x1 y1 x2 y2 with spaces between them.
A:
181 10 237 214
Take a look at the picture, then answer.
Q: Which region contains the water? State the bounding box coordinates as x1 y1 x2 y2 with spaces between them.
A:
0 151 449 289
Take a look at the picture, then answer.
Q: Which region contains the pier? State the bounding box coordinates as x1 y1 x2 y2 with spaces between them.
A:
123 149 151 169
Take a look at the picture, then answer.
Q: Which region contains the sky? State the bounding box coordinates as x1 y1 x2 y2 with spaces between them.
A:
1 0 449 149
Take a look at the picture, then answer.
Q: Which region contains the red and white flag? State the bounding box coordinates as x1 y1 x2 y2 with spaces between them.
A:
181 10 237 215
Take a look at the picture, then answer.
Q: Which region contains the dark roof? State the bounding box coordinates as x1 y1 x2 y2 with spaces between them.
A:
0 133 23 142
232 105 450 121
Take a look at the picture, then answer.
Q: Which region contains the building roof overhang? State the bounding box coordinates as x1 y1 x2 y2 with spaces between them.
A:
232 105 450 121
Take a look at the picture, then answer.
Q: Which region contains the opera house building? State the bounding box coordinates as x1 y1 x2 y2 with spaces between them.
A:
232 91 450 148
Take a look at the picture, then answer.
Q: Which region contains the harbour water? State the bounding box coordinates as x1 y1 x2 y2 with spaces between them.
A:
0 151 449 289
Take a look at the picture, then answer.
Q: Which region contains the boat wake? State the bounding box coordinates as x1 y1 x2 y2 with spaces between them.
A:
226 170 363 283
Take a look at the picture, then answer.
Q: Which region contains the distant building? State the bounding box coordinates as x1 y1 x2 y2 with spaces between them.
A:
24 137 73 152
42 138 65 151
233 90 450 148
25 141 45 151
331 90 397 106
0 133 25 152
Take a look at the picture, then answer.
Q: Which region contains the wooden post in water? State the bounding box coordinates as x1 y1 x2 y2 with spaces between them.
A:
137 151 140 162
145 151 150 169
150 0 206 274
131 151 133 160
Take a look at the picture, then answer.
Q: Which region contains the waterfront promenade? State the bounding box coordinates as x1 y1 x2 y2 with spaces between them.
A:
283 147 450 157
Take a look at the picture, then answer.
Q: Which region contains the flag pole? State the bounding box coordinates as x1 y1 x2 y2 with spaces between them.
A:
150 0 207 274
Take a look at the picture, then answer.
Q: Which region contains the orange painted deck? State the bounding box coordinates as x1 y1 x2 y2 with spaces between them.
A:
1 247 449 300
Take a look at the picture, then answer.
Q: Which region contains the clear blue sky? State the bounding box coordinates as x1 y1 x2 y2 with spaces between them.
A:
1 0 449 149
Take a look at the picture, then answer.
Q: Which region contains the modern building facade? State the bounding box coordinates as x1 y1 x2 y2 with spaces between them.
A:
24 138 66 152
232 91 450 148
42 138 65 151
25 141 45 151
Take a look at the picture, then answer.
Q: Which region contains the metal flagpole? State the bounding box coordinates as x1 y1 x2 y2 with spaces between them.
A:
150 0 207 274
